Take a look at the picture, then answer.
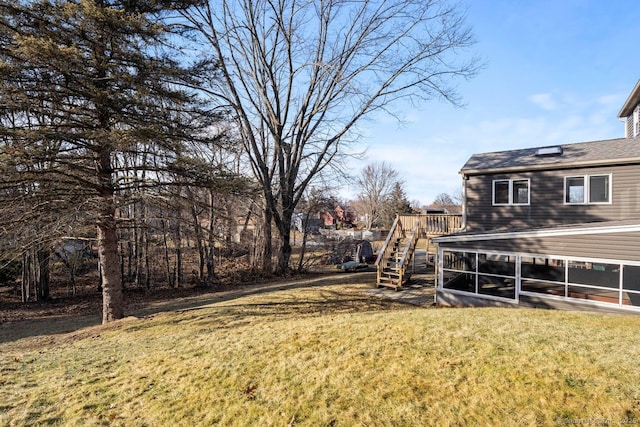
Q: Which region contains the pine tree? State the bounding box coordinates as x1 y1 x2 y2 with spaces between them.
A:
0 0 216 323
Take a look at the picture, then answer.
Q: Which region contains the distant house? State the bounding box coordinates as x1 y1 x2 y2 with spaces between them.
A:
318 206 357 229
334 205 356 228
292 213 321 233
321 211 335 227
433 80 640 313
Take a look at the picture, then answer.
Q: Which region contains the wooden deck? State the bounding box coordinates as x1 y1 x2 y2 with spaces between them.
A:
397 214 462 238
398 214 463 264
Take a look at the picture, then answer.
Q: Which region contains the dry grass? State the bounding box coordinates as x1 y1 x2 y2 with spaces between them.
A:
1 275 640 426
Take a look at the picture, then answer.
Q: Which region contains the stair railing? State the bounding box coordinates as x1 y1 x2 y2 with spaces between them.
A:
375 215 404 285
395 220 421 286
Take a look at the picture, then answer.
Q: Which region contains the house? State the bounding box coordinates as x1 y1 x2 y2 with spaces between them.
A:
319 206 357 229
292 213 319 233
334 205 356 228
433 80 640 313
321 211 336 227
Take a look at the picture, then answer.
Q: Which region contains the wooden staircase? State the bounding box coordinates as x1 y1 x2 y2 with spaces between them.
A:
375 216 420 290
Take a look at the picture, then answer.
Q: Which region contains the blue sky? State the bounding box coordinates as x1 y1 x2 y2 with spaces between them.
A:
344 0 640 206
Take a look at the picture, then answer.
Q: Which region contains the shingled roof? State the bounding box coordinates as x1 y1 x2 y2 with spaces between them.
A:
618 79 640 118
461 136 640 176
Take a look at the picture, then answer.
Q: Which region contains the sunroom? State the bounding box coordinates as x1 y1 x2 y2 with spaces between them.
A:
433 222 640 313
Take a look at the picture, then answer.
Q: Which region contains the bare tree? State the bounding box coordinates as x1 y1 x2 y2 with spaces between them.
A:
182 0 479 274
430 191 462 214
354 162 402 230
410 199 424 212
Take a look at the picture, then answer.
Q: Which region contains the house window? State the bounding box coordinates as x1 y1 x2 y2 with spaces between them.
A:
441 250 516 300
565 177 585 203
493 180 510 204
589 175 609 203
439 248 640 309
564 174 611 204
493 179 530 206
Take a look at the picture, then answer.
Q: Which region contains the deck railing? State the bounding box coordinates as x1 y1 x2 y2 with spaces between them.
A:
397 214 462 237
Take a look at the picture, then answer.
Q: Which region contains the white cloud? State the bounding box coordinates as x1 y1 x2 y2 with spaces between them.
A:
529 93 558 111
598 94 623 107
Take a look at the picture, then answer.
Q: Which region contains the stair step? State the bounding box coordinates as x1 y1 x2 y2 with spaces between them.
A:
376 280 402 290
375 227 419 292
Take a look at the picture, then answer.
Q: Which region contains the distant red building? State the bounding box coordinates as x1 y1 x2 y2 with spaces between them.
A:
334 205 356 228
320 206 357 228
321 211 335 227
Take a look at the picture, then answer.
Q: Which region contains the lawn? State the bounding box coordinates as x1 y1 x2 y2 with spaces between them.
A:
1 273 640 426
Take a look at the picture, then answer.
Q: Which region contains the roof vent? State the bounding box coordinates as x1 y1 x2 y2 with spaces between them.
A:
535 146 563 156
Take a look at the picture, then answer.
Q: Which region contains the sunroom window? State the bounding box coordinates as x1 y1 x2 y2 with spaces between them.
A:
439 249 640 309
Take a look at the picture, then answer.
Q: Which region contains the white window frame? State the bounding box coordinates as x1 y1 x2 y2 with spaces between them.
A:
492 178 530 206
634 105 640 137
564 174 612 205
437 247 640 312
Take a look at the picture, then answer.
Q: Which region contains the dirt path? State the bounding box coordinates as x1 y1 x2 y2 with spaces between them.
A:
0 270 375 345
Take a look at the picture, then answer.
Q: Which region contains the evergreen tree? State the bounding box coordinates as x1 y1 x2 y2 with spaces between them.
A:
0 0 217 323
384 181 414 226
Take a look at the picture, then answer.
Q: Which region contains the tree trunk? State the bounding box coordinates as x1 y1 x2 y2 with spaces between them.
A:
175 221 183 287
96 138 124 325
277 227 291 276
144 220 151 290
161 218 174 287
120 239 126 288
261 207 273 274
21 252 29 302
190 201 205 282
97 200 124 323
296 212 312 273
36 249 50 300
133 202 141 287
275 204 294 275
97 260 103 292
205 190 215 286
126 239 132 285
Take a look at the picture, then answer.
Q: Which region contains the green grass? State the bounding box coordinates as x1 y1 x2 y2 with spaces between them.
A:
1 277 640 426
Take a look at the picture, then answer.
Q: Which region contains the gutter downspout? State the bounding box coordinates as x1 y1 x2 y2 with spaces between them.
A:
461 172 468 231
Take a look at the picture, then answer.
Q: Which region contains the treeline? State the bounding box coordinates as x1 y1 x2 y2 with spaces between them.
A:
0 154 271 302
0 0 261 314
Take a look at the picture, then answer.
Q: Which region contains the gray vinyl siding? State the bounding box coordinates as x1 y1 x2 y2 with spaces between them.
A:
440 230 640 262
465 163 640 231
